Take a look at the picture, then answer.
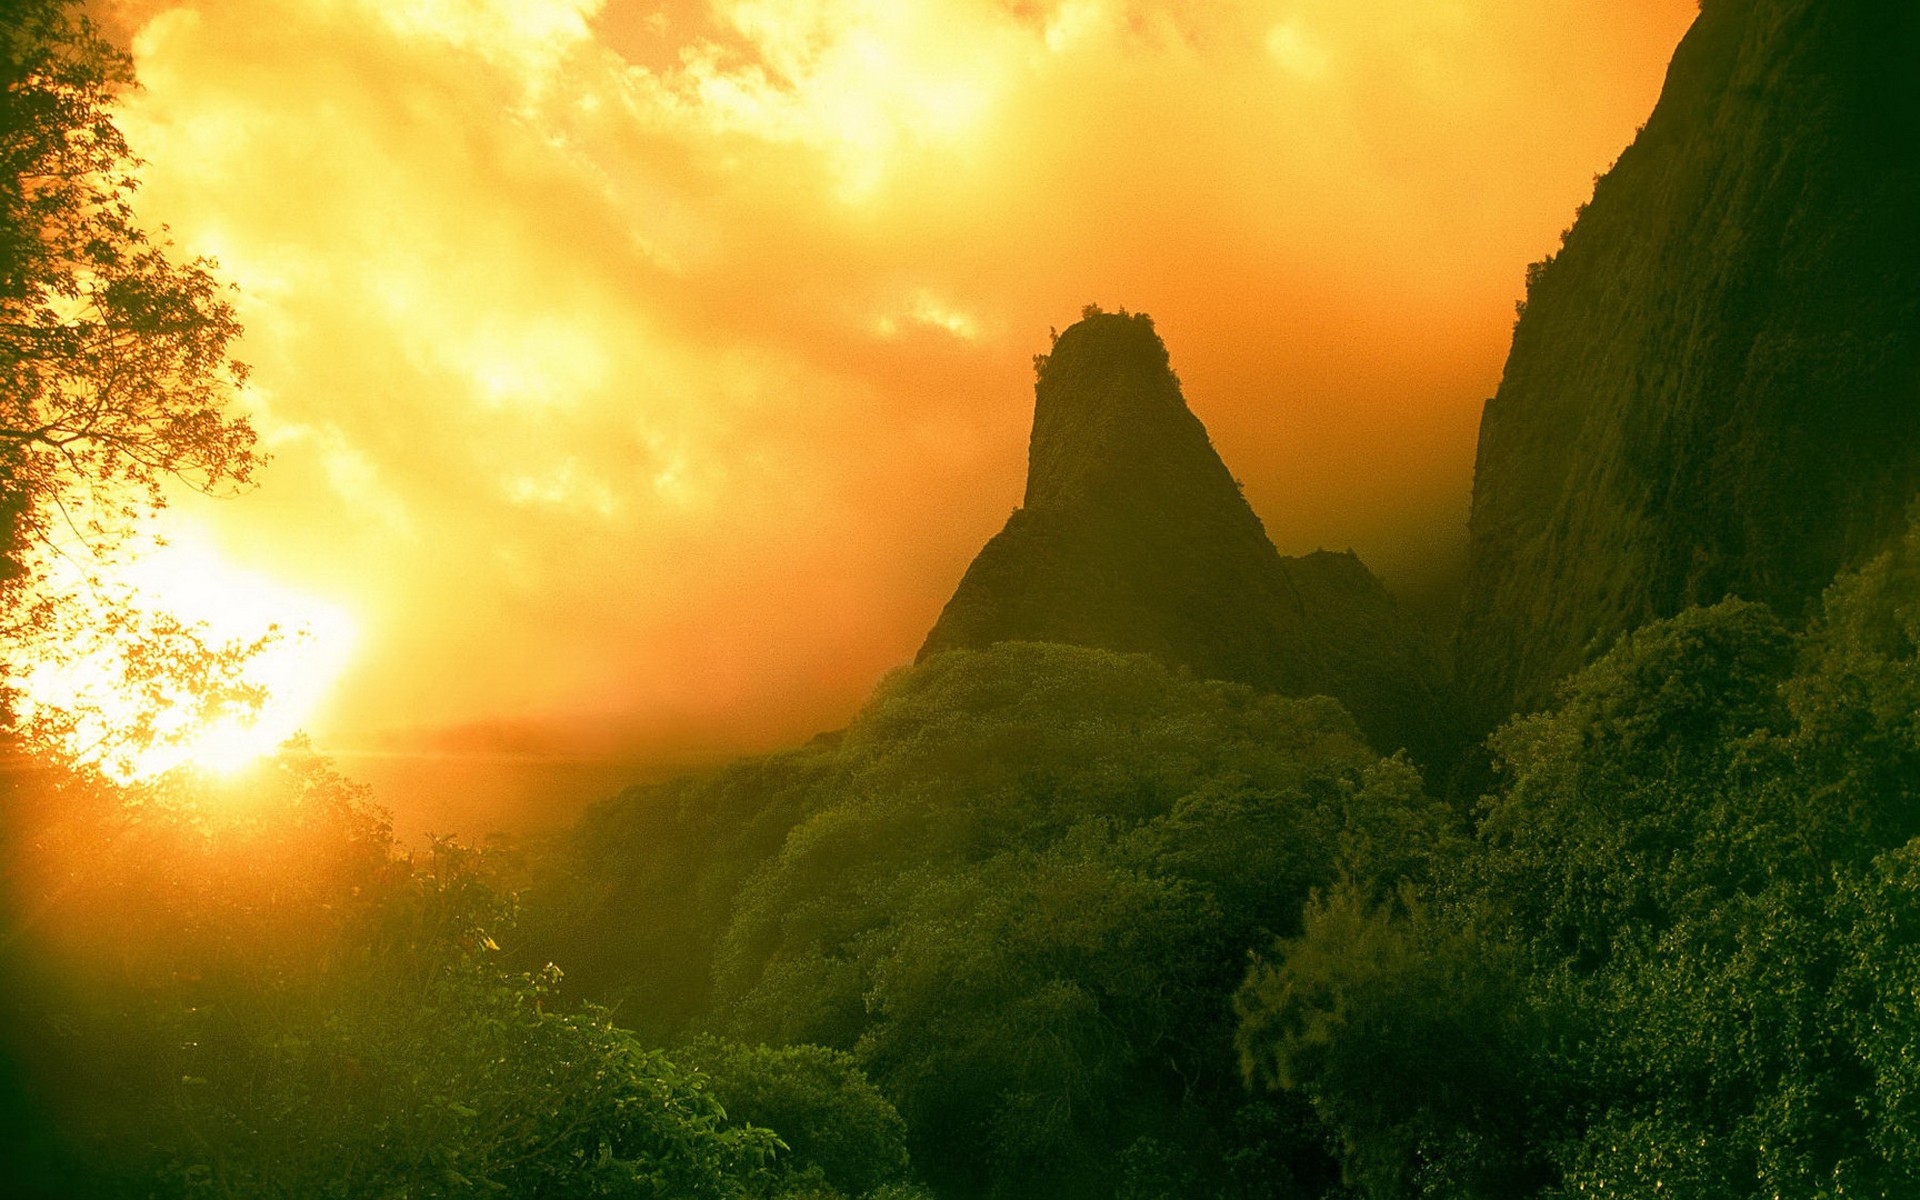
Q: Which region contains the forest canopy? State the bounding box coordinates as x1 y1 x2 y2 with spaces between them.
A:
1236 512 1920 1198
532 641 1455 1199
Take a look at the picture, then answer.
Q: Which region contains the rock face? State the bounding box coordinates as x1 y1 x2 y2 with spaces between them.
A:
920 308 1454 763
1457 0 1920 731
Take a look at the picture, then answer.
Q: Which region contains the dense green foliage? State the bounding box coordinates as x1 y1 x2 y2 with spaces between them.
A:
1239 512 1920 1198
673 1038 919 1198
538 642 1455 1197
0 748 917 1199
22 546 1920 1199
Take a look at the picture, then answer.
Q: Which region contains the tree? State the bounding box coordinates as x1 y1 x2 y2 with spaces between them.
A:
1 0 264 773
672 1037 920 1198
0 0 257 589
1235 883 1551 1200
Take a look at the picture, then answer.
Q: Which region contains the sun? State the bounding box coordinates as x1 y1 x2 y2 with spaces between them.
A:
10 530 359 781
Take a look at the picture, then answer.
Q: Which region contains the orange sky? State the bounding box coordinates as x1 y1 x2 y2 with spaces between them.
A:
93 0 1697 835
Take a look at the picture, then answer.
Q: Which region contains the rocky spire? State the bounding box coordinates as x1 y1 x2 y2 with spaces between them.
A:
921 307 1455 764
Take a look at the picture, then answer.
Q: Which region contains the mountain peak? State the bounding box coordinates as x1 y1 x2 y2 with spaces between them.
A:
921 308 1455 763
1019 307 1265 534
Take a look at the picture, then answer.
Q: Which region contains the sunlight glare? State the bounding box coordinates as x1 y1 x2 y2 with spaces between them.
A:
14 532 358 781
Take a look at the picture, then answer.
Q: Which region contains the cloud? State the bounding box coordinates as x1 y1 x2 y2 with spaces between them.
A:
1265 19 1333 81
103 0 1697 830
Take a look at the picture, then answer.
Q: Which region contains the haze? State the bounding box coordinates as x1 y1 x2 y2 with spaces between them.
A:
97 0 1696 836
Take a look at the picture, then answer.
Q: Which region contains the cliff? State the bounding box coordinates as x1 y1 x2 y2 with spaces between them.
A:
1457 0 1920 730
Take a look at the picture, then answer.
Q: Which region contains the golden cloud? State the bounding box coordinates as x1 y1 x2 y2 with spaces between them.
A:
101 0 1695 834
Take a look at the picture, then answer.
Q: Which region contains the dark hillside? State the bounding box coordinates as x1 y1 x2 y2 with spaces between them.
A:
1457 0 1920 730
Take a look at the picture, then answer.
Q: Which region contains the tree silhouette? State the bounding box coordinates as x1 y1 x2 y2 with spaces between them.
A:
0 1 264 764
0 0 258 586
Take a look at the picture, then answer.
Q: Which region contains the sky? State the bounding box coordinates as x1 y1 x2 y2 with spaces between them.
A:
84 0 1697 836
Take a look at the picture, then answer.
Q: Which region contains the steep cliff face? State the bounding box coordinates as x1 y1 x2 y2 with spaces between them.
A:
1457 0 1920 730
921 309 1453 763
